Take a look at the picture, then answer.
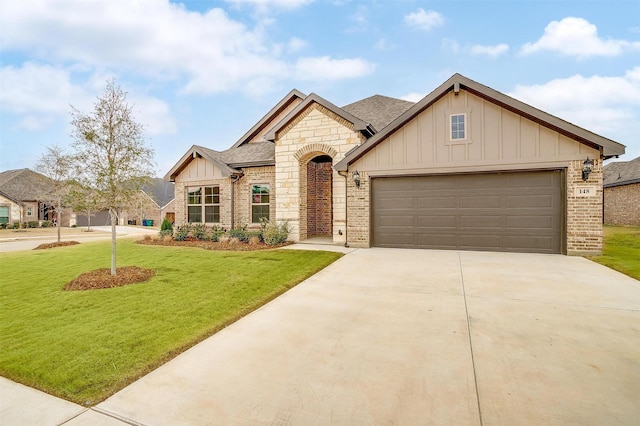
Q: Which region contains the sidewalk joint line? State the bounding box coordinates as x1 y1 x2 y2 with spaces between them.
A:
459 252 484 426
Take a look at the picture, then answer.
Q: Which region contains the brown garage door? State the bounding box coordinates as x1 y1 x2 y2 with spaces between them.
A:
372 170 563 253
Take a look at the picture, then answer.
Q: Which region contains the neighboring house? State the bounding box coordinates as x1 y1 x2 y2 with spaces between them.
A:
603 157 640 226
166 73 625 255
75 179 175 227
0 168 72 226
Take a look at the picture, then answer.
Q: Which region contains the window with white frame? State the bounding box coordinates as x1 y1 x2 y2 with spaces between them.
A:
0 206 9 224
251 184 270 223
187 186 220 223
27 207 32 216
450 113 466 141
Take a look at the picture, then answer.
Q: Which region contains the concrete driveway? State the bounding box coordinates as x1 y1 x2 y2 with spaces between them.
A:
3 248 639 425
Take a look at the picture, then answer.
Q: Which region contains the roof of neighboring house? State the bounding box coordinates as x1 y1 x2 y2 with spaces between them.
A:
0 188 23 205
603 157 640 188
342 95 415 132
219 141 276 168
336 73 626 171
142 178 175 208
0 168 53 202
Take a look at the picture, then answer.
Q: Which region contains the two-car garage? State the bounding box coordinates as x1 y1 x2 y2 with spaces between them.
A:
371 170 564 254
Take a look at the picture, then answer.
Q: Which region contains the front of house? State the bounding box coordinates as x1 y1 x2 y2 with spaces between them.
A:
165 74 625 255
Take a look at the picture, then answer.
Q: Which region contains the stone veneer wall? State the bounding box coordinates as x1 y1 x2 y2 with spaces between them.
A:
275 104 365 242
234 166 276 229
604 183 640 226
173 178 232 229
566 159 603 255
345 170 370 247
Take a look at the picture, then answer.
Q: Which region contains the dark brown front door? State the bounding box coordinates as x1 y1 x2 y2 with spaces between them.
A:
372 170 563 253
307 156 332 236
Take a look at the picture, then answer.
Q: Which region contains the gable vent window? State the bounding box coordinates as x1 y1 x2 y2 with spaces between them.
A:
450 113 466 141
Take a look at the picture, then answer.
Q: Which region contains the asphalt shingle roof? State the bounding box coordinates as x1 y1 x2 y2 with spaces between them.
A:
142 178 175 207
603 157 640 187
342 95 415 132
0 168 53 201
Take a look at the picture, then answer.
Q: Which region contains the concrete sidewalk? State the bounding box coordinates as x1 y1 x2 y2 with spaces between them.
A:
2 248 639 425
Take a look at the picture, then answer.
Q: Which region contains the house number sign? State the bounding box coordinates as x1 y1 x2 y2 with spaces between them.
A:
576 186 596 197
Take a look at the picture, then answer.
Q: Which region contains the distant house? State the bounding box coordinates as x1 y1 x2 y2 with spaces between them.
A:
75 178 175 227
0 168 71 226
603 157 640 226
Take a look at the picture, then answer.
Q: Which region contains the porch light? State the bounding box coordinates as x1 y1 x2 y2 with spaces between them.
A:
353 170 361 188
582 157 594 181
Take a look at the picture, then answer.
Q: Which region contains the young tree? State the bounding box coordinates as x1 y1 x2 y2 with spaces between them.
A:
66 182 101 231
35 145 76 242
71 79 155 275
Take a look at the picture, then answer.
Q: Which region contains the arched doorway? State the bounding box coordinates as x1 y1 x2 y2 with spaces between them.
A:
306 155 333 238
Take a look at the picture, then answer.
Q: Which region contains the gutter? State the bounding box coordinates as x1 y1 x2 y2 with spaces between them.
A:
230 173 242 230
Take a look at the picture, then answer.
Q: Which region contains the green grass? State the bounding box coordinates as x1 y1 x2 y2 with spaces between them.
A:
589 226 640 280
0 240 342 404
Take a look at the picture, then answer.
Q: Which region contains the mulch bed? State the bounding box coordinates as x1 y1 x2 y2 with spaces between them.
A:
34 241 80 250
137 237 292 251
64 266 155 291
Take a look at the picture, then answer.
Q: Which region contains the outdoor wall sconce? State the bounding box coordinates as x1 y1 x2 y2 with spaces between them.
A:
353 170 361 188
582 157 594 181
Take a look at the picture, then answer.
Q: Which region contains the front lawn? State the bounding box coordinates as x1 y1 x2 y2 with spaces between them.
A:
589 226 640 280
0 240 341 404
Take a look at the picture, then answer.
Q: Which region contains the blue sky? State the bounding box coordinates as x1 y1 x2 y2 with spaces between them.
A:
1 0 638 176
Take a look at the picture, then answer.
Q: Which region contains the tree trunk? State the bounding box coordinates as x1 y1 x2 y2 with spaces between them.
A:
110 208 117 276
57 199 62 243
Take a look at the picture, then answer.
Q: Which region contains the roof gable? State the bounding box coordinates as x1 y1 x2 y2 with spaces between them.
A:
164 145 239 181
0 168 53 201
231 89 306 148
264 93 376 141
336 73 626 171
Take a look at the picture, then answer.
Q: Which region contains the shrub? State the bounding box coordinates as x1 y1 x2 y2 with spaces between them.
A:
22 222 28 229
143 234 152 241
160 218 173 238
229 225 249 243
0 223 7 229
41 221 51 228
13 222 20 229
28 221 39 228
71 224 77 228
191 223 208 241
263 221 290 245
173 224 191 241
247 230 263 243
209 225 225 242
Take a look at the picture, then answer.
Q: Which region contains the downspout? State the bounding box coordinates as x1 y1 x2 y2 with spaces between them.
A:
230 173 241 230
338 170 349 248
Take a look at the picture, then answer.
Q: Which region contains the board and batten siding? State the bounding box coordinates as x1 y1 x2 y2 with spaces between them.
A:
352 90 598 173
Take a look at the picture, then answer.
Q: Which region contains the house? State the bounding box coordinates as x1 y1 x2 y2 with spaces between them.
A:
0 168 71 226
75 178 175 227
166 73 625 255
603 157 640 226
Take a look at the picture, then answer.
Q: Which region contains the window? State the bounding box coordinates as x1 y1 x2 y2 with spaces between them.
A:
0 206 8 224
450 114 466 140
187 186 220 223
251 184 270 223
27 207 32 216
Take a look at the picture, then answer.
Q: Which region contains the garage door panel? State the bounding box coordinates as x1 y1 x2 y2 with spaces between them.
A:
372 171 563 253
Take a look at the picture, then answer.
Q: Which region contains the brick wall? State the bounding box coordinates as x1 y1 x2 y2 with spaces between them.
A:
566 159 603 255
604 183 640 226
346 170 370 247
306 161 332 236
234 166 276 230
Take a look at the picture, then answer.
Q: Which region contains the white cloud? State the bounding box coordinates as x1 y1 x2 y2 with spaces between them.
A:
508 68 640 146
294 56 375 81
441 38 461 54
0 63 176 136
224 0 314 9
400 92 426 103
521 17 640 58
404 9 444 31
287 37 308 52
470 43 509 57
374 37 396 51
0 1 371 97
